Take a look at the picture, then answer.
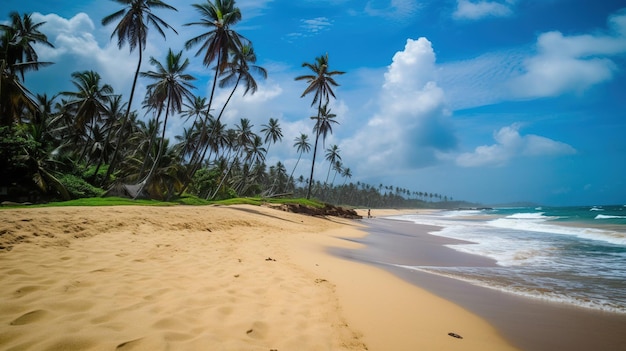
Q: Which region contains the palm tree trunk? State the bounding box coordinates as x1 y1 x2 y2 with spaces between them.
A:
179 70 240 196
306 99 323 199
288 153 302 192
134 98 171 199
138 111 161 180
209 150 239 200
103 42 143 186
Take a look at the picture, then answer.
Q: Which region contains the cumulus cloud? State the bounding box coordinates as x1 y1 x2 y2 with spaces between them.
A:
342 38 456 177
510 10 626 98
29 12 168 99
453 0 514 20
456 124 576 167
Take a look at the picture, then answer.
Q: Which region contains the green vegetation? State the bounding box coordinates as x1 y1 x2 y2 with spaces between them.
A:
0 1 454 209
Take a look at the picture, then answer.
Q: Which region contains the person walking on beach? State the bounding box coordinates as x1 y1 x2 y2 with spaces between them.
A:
367 209 371 218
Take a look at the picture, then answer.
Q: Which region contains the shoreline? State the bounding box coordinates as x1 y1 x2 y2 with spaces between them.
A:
0 205 518 350
346 213 626 351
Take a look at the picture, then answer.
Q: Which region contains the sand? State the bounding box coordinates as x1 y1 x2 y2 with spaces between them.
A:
0 205 518 350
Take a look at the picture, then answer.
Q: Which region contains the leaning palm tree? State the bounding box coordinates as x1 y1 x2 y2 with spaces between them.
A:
101 0 178 184
295 53 344 199
288 133 311 192
135 48 196 198
260 117 282 155
216 42 266 121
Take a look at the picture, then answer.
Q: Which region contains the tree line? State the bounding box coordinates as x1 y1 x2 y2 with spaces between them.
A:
0 0 453 208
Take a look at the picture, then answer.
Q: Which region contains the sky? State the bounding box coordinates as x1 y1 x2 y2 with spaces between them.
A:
3 0 626 206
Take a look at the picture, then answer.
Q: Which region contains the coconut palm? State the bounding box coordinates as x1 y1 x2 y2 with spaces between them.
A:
210 117 254 199
324 144 341 185
288 133 311 192
0 12 54 126
341 166 352 186
295 53 344 198
184 0 245 183
135 49 196 198
61 70 114 162
260 117 282 155
215 42 266 121
185 0 243 99
101 0 178 184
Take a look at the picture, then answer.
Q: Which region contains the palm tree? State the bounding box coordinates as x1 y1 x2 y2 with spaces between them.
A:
94 94 127 183
216 42 267 121
179 96 207 154
185 0 243 107
61 70 114 162
260 117 282 155
288 133 311 192
101 0 178 184
184 0 245 183
135 48 196 198
295 53 344 199
324 144 341 185
1 12 54 126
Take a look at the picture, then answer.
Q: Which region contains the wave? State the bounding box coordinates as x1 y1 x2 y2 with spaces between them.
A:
393 264 626 314
596 214 626 219
505 212 548 219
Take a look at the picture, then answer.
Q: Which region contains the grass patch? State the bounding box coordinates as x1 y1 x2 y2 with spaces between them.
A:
1 196 327 209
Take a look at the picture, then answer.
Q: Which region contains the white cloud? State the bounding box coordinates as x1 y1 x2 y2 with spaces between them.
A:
342 38 456 178
456 124 576 167
364 0 421 21
510 11 626 98
29 12 170 101
453 0 514 20
439 9 626 108
301 17 333 33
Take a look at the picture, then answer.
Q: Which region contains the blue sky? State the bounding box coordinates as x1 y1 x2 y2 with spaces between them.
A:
4 0 626 206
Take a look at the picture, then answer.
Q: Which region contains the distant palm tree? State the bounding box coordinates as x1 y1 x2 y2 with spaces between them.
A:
324 144 341 185
295 53 344 199
313 102 339 148
101 0 178 184
288 133 311 191
210 117 254 199
260 117 282 155
136 49 196 198
341 166 352 186
331 160 343 186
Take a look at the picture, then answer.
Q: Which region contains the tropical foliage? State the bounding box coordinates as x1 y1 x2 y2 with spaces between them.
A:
0 1 453 208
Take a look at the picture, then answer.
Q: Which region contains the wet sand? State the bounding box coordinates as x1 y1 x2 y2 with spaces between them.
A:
339 216 626 351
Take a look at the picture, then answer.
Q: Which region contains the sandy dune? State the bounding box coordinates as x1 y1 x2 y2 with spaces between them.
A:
0 205 518 350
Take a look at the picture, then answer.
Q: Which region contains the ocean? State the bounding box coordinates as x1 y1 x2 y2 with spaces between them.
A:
387 205 626 314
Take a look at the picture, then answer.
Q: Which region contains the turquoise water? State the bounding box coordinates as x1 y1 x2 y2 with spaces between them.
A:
389 205 626 314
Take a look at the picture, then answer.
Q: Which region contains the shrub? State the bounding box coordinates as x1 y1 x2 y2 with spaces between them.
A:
58 174 104 199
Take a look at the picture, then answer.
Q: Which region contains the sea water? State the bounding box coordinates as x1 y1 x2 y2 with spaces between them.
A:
388 205 626 314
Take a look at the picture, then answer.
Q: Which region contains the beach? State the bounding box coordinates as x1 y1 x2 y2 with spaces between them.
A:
0 205 518 350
